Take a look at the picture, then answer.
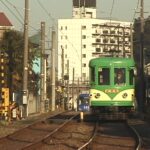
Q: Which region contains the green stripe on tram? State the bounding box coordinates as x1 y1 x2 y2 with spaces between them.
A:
91 101 134 106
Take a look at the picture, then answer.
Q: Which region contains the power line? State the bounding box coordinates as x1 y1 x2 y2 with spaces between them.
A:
0 0 23 25
37 0 81 60
5 0 23 20
0 0 40 33
37 0 55 24
132 0 140 22
109 0 115 22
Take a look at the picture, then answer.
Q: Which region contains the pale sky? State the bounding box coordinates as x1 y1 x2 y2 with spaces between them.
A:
0 0 149 35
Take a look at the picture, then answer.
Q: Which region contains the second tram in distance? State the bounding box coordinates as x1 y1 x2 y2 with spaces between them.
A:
89 57 136 119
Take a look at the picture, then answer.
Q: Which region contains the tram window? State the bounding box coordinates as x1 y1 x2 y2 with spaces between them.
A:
98 68 110 85
90 67 95 82
129 69 134 85
114 68 125 85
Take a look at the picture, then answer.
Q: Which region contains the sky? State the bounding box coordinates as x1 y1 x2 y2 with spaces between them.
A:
0 0 150 35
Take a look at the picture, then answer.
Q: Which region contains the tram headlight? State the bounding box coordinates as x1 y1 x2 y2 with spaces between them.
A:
95 93 101 98
122 93 128 99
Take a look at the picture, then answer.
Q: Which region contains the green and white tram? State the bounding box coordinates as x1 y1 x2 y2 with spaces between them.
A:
89 57 136 118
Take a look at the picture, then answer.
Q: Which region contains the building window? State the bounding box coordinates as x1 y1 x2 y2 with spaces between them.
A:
82 26 86 29
82 54 86 58
110 39 115 43
96 48 101 52
110 30 115 34
82 35 86 39
83 63 86 67
65 26 67 30
103 30 108 34
118 31 123 35
65 36 68 39
83 45 86 48
65 54 67 58
125 32 129 35
103 38 108 43
103 47 108 52
96 39 101 42
61 26 63 30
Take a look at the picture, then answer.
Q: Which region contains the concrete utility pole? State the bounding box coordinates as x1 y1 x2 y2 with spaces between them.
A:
130 24 133 57
80 26 83 83
139 0 145 111
40 22 46 113
23 0 29 117
72 68 75 110
51 28 56 111
61 46 65 110
67 60 69 109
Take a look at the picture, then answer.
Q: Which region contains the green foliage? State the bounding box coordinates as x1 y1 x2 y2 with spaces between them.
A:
0 30 40 95
133 16 150 66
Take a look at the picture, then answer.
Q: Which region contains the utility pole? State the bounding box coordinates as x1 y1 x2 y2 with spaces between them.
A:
72 68 75 110
22 0 29 117
130 24 133 57
40 22 46 113
67 60 69 110
81 26 82 83
139 0 145 112
51 28 56 111
61 46 65 110
123 27 125 57
77 78 80 111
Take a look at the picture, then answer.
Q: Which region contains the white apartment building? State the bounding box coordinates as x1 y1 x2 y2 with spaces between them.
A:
57 0 132 84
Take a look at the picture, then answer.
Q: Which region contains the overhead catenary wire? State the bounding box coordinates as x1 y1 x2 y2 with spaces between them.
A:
109 0 115 22
0 0 23 25
37 0 55 26
0 0 41 33
37 0 81 61
132 0 140 22
5 0 23 20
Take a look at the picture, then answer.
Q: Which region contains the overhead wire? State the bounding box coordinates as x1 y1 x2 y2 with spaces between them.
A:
37 0 55 23
5 0 23 20
1 0 40 33
109 0 115 22
132 0 140 22
0 0 23 25
37 0 81 61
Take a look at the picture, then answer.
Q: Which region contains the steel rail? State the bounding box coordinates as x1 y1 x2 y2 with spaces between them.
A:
77 121 99 150
22 112 79 149
127 120 142 150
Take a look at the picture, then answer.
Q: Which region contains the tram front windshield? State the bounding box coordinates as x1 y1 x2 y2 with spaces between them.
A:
114 68 125 85
98 68 110 85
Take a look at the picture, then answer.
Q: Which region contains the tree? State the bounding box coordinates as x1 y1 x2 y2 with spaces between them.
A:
133 16 150 66
0 30 40 97
133 16 150 111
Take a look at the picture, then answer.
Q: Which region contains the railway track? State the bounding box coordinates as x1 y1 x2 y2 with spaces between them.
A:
78 117 142 150
127 118 150 150
0 111 79 150
23 114 96 149
0 111 148 150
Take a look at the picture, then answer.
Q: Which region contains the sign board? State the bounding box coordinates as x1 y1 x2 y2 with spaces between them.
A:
23 95 27 104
